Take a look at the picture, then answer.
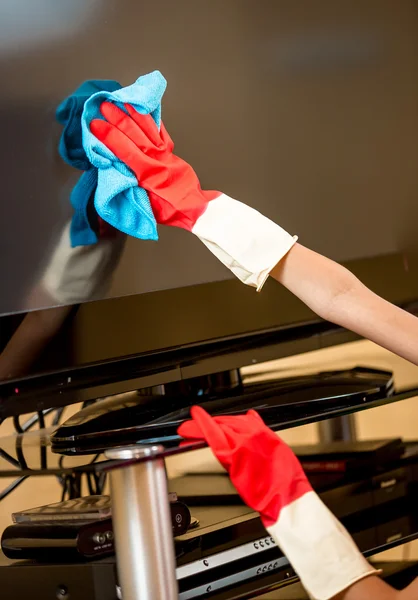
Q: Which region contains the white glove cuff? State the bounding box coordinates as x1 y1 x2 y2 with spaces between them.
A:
192 193 297 290
267 491 381 600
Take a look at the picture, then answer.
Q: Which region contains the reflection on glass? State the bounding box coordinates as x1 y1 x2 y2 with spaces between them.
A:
0 306 71 381
0 0 98 55
0 220 125 380
40 221 126 306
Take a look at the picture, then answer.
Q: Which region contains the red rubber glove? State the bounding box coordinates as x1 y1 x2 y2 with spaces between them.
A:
178 407 311 527
178 407 379 600
91 103 218 230
90 104 297 291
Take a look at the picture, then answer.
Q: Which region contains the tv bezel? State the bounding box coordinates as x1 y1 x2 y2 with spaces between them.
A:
1 251 417 420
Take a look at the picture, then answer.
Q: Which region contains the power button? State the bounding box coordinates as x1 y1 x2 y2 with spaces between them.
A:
93 532 106 545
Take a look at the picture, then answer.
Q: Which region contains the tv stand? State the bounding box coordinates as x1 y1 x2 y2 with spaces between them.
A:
105 445 178 600
1 362 418 598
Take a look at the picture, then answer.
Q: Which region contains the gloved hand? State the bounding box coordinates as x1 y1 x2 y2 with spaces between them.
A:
178 407 380 600
90 103 297 291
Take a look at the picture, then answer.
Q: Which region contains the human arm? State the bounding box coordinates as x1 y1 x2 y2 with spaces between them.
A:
178 408 418 600
91 105 418 367
177 407 383 600
271 243 418 366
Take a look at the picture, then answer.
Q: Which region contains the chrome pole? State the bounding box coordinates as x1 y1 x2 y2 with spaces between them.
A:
105 445 178 600
318 414 357 443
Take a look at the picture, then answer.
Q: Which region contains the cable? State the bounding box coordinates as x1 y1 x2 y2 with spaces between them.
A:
0 476 28 502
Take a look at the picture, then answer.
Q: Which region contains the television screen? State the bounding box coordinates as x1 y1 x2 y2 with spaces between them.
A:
1 0 418 389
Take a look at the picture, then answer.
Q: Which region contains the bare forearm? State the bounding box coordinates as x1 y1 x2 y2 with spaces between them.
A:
271 244 418 366
327 275 418 365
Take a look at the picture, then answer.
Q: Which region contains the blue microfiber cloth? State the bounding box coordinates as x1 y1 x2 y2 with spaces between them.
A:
56 79 122 247
81 70 167 242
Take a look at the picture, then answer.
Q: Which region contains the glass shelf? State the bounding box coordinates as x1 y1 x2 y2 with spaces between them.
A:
0 387 417 478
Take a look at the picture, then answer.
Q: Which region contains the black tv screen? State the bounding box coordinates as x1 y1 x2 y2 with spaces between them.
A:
1 0 418 389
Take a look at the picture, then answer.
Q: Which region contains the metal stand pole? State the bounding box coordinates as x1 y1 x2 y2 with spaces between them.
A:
318 414 357 443
105 445 178 600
